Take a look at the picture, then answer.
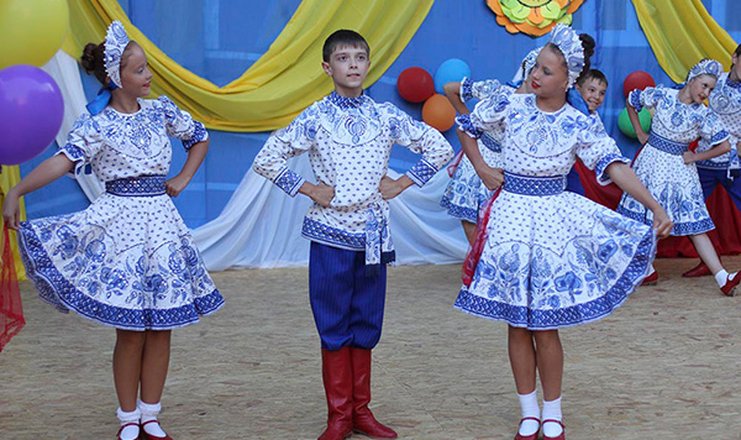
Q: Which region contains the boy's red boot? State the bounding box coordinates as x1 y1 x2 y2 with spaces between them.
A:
350 348 397 439
318 347 354 440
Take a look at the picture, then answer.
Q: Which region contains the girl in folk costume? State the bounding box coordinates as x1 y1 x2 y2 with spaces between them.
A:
455 24 672 440
2 21 223 440
440 47 539 243
617 58 739 295
680 45 741 279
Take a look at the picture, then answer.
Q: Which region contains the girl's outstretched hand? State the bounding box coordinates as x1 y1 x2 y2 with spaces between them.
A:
2 188 21 230
651 206 672 239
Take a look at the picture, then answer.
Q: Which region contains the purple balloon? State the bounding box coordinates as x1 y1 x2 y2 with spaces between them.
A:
0 65 64 165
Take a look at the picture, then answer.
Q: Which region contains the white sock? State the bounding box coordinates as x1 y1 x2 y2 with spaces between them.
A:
714 269 735 287
139 400 168 437
517 390 540 436
541 396 563 437
648 266 656 276
116 407 141 440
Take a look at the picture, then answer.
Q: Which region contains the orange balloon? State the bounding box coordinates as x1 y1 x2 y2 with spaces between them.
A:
422 94 456 132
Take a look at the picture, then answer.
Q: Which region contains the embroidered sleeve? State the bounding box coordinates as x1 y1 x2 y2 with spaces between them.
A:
628 86 662 113
456 90 511 139
158 96 209 151
252 107 318 196
575 115 630 185
470 78 503 100
699 110 730 147
56 113 103 177
382 103 453 186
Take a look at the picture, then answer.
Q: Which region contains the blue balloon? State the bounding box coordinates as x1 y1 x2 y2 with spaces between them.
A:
433 58 471 94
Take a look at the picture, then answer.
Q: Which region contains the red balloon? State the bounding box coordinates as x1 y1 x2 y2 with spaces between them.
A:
397 67 435 103
422 94 456 132
623 70 656 97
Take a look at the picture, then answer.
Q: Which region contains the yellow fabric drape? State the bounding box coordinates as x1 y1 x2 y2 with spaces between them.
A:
0 166 27 281
62 0 434 132
632 0 737 83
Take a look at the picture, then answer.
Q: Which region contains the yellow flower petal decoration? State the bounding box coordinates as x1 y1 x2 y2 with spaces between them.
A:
487 0 584 36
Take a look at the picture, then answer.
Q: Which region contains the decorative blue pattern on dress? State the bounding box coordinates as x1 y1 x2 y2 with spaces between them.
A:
407 158 439 186
628 89 644 112
456 114 483 138
648 132 689 155
454 226 655 329
710 129 730 145
480 133 501 152
183 121 208 151
440 195 478 223
503 173 566 196
594 153 629 183
617 203 715 236
18 222 224 330
274 168 305 196
105 175 167 197
460 77 474 101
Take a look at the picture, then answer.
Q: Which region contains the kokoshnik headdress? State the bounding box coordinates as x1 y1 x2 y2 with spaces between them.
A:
548 23 584 89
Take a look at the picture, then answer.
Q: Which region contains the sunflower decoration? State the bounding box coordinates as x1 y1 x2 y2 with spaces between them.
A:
487 0 585 36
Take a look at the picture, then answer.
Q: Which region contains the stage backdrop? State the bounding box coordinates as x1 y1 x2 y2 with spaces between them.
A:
18 0 741 269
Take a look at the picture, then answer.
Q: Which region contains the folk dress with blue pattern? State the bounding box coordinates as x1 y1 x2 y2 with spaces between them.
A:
253 92 453 265
18 97 224 331
696 73 741 174
618 86 730 235
455 93 656 330
441 77 510 223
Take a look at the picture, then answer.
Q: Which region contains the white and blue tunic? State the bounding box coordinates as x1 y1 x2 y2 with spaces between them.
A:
441 77 511 223
18 97 223 331
253 92 453 265
696 73 741 174
618 86 730 235
455 93 655 330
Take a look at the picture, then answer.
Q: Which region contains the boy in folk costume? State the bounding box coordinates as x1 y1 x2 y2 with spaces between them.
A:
253 30 453 440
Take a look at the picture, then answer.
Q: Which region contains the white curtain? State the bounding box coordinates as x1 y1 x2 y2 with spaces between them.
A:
43 51 469 270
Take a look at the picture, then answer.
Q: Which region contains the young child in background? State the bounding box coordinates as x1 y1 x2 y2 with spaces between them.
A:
617 58 739 295
682 45 741 279
253 29 453 440
2 21 223 440
441 47 538 244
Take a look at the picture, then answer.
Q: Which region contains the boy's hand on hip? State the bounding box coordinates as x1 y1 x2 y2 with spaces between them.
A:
310 183 335 208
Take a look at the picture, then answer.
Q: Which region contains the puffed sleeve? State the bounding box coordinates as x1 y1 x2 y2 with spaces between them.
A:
381 103 453 186
699 109 730 147
56 113 104 176
455 88 511 139
252 105 319 196
158 96 209 151
575 114 630 185
460 76 503 102
627 86 665 113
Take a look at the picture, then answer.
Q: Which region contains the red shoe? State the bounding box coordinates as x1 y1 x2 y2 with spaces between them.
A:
140 421 173 440
116 422 140 440
318 348 354 440
682 261 712 278
641 271 658 286
514 417 541 440
350 348 398 439
542 419 565 440
720 272 740 297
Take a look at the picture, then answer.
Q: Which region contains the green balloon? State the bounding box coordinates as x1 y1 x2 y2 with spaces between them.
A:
618 107 652 139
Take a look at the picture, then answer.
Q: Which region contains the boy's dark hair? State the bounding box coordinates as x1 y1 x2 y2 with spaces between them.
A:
577 69 608 87
322 29 370 62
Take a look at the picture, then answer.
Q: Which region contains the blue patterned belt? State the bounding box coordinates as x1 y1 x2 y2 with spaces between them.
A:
503 172 566 196
648 132 689 156
105 175 167 197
